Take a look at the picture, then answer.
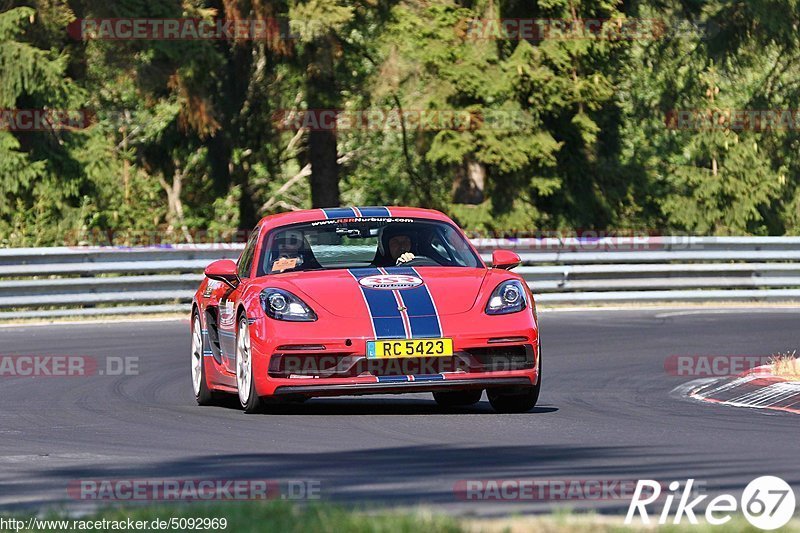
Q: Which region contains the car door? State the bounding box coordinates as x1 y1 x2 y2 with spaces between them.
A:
219 226 260 373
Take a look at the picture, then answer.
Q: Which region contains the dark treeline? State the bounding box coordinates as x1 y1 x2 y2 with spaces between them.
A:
2 0 800 245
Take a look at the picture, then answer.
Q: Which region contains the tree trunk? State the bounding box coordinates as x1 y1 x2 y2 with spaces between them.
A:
238 170 258 230
308 129 340 207
305 40 340 208
452 159 486 204
158 166 193 243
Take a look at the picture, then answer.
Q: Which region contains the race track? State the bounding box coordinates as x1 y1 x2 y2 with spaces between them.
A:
1 308 798 516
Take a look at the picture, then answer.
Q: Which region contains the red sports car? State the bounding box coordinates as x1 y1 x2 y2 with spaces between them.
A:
191 207 541 413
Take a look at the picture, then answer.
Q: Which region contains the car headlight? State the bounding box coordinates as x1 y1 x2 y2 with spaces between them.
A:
485 280 527 315
260 288 317 322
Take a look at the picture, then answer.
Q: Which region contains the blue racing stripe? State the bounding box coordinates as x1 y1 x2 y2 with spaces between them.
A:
371 317 407 338
323 207 356 219
388 266 417 277
412 374 445 382
350 268 407 339
377 375 409 383
350 267 381 277
401 287 441 338
357 206 391 217
382 267 442 338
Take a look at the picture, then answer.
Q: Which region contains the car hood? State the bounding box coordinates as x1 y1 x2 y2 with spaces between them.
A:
264 267 489 318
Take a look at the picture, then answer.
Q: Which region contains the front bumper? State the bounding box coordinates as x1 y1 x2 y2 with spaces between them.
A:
246 309 540 398
250 332 538 399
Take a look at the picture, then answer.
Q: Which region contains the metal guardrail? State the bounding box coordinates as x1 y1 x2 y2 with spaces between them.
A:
1 237 800 318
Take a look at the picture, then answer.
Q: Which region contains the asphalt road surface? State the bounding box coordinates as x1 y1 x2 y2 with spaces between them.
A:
0 308 798 516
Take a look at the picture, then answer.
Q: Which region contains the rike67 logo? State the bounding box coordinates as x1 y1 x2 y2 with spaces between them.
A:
626 476 796 530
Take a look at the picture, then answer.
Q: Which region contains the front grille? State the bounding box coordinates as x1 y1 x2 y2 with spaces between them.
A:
463 345 534 371
268 344 534 378
268 353 354 378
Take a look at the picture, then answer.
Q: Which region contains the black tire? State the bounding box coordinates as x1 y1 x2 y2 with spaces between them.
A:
433 389 482 407
488 345 542 413
192 312 219 406
236 316 265 414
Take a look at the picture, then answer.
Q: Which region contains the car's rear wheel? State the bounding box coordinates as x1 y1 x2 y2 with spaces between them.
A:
488 346 541 413
433 389 482 407
192 312 218 406
236 316 264 414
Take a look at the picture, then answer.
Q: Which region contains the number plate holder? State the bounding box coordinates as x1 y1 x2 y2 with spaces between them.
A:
366 338 454 359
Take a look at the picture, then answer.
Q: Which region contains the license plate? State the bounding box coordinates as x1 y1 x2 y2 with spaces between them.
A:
366 338 454 359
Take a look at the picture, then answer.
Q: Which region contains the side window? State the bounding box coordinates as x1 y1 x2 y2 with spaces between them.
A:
237 227 260 278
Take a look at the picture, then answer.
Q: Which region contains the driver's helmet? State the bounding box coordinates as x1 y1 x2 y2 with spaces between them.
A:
275 229 305 253
273 229 306 267
377 225 417 258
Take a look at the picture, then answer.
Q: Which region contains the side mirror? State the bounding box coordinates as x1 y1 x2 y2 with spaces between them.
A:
491 249 521 270
204 259 240 289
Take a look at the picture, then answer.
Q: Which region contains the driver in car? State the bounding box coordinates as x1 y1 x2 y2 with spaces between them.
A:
277 231 304 266
374 226 431 267
271 230 322 272
388 233 415 265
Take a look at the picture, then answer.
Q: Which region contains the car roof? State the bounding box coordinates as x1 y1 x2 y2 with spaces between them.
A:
256 206 454 230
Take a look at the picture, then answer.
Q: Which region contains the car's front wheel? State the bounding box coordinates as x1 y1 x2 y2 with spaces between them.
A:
433 389 482 407
487 347 541 413
236 316 264 414
192 312 218 406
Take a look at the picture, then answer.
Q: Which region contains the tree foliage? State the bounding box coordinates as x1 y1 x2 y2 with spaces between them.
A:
2 0 800 245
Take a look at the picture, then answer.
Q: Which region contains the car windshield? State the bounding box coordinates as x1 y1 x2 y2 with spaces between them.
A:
257 218 481 275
